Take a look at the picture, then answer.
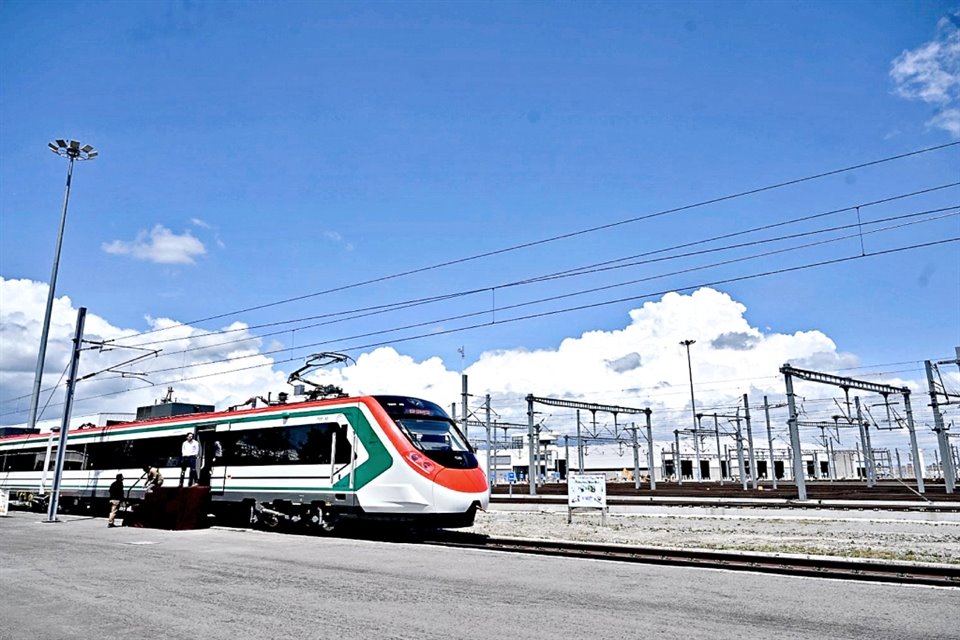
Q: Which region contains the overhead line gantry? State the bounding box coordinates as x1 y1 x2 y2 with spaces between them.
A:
524 395 653 496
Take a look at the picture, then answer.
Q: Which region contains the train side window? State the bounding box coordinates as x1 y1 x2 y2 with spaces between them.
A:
222 422 352 466
0 451 40 472
80 435 183 470
63 444 88 470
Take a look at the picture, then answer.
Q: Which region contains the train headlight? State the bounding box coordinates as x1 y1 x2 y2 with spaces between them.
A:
405 450 437 476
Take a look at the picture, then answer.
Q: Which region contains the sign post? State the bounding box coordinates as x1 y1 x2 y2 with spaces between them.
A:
567 473 607 525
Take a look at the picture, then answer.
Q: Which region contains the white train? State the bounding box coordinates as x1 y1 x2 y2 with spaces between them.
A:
0 394 489 530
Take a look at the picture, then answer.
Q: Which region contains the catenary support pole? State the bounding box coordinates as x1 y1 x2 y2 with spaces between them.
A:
763 396 777 489
45 307 86 523
485 394 492 496
681 340 700 481
38 428 58 495
783 368 808 501
461 375 469 442
902 392 925 493
743 394 758 489
674 430 682 483
828 438 836 481
857 397 876 488
631 422 640 490
576 410 584 474
734 415 747 490
526 395 536 495
926 360 955 493
714 414 724 482
646 411 656 491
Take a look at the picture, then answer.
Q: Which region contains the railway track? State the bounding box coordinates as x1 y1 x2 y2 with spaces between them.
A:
423 533 960 588
491 496 960 512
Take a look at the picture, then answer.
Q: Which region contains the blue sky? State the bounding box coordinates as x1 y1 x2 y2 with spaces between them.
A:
1 1 958 450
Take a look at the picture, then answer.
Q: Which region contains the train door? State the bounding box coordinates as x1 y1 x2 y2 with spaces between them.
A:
196 425 226 494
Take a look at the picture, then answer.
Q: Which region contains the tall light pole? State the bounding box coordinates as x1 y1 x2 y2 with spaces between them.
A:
26 140 97 432
680 339 699 481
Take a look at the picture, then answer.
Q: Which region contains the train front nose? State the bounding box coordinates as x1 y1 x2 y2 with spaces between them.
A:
434 467 489 511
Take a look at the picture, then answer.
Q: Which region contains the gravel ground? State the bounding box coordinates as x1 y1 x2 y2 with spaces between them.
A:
465 509 960 564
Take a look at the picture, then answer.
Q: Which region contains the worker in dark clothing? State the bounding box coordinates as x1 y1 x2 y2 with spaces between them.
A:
108 474 124 528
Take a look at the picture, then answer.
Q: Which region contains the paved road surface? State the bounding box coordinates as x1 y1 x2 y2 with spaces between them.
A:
1 511 957 640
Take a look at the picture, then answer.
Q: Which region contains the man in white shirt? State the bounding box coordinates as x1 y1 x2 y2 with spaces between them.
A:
180 433 200 487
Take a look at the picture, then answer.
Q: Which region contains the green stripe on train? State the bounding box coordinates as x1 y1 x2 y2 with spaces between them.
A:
0 405 394 491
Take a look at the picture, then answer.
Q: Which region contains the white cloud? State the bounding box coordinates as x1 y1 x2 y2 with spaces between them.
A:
890 11 960 136
1 278 952 456
190 218 212 229
929 107 960 136
324 230 354 252
0 277 285 422
102 224 206 264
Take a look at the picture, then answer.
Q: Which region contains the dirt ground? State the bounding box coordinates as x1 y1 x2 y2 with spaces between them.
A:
465 509 960 564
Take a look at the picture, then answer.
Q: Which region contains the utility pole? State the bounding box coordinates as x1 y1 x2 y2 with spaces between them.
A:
45 307 86 523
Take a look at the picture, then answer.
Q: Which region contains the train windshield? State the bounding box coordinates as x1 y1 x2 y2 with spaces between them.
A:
373 395 478 469
395 417 471 453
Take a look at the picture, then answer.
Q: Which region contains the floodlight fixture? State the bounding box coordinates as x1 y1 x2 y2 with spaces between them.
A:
48 138 98 161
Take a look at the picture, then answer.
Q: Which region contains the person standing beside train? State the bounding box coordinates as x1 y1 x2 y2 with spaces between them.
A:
107 473 124 528
180 432 199 487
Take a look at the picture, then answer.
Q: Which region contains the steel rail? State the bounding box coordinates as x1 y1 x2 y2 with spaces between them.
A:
423 533 960 587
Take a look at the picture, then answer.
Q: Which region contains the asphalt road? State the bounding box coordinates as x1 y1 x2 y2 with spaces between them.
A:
1 511 957 640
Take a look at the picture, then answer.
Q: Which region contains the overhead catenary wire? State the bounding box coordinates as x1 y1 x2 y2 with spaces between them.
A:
2 203 955 410
2 207 954 414
4 148 956 415
98 197 957 364
5 234 955 420
99 206 960 368
104 142 960 342
91 182 955 358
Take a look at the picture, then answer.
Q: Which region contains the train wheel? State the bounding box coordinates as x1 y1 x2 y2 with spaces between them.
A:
309 506 337 535
249 502 281 530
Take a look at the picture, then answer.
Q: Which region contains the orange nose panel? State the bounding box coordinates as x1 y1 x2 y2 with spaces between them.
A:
435 467 488 493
